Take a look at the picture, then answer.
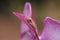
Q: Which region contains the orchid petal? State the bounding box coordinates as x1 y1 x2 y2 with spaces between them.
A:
20 2 38 40
21 5 31 33
23 2 32 17
41 17 60 40
22 2 38 33
23 2 36 22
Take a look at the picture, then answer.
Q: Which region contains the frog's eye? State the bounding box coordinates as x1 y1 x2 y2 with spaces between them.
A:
27 17 36 27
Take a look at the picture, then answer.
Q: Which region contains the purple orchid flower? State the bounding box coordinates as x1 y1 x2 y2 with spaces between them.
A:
13 2 60 40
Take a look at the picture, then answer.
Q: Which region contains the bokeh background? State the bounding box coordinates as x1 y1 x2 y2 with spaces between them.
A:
0 0 60 40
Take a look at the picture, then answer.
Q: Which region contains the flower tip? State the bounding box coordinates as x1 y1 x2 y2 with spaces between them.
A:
44 16 57 22
12 12 20 17
44 16 60 24
24 2 32 17
25 2 31 9
44 16 52 20
25 2 31 6
44 16 54 24
12 12 21 17
12 12 16 15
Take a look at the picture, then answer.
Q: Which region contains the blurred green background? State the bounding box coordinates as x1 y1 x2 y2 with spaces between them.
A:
0 0 60 40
